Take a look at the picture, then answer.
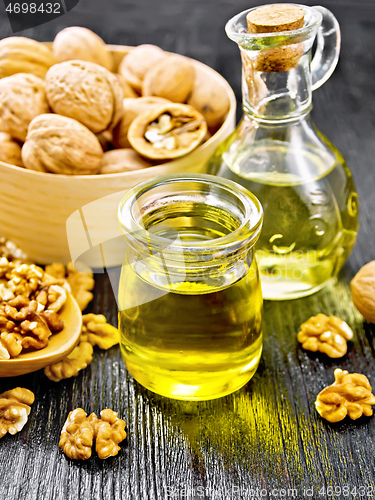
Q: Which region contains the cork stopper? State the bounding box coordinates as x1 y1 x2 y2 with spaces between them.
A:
246 4 305 33
245 4 305 72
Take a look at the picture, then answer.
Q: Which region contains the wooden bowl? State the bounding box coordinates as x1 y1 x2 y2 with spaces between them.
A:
0 45 236 268
0 292 82 377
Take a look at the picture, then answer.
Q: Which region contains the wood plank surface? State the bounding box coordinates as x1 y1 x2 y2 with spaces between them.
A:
1 0 375 499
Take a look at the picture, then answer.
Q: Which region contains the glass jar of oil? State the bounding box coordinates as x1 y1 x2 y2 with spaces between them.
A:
117 174 263 400
208 5 359 300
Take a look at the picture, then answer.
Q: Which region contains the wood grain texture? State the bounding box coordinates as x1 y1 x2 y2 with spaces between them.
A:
1 0 375 499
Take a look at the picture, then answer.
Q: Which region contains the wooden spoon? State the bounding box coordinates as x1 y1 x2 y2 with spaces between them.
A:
0 292 82 377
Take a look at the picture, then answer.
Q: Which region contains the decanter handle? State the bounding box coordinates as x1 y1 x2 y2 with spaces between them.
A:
311 6 341 91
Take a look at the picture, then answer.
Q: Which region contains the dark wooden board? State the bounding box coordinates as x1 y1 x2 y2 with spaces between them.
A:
1 0 375 499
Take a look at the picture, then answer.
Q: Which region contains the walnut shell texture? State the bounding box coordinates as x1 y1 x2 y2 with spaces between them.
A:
118 44 166 92
0 73 49 142
351 261 375 323
45 60 124 134
0 37 55 79
53 27 114 71
22 114 103 175
0 132 23 167
142 56 195 103
187 74 230 128
115 73 138 99
99 149 151 174
113 96 170 149
128 103 207 160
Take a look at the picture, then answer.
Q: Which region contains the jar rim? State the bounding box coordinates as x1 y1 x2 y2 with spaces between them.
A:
225 3 322 47
118 173 263 255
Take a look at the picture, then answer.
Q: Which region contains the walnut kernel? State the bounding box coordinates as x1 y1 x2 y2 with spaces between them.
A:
0 387 34 438
44 341 93 382
128 103 207 160
94 409 127 459
113 96 170 149
59 408 95 460
80 314 119 350
297 314 353 358
59 408 126 460
315 369 375 423
0 237 29 263
45 261 94 311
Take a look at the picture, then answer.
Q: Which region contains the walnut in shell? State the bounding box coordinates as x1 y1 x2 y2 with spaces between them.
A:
119 44 166 92
0 37 55 79
113 96 170 148
53 27 114 71
115 73 138 99
128 103 207 160
100 149 151 174
0 133 23 167
142 56 195 103
45 60 123 134
22 114 103 175
187 75 230 128
351 261 375 323
0 73 49 142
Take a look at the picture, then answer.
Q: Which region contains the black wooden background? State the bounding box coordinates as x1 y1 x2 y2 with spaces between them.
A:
1 1 375 499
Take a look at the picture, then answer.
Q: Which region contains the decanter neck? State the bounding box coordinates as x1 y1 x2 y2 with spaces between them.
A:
241 49 313 123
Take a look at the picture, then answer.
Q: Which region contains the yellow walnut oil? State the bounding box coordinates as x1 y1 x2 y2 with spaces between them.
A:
209 139 359 300
118 178 263 400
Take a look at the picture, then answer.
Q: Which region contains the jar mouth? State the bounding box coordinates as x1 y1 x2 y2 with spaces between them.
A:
118 173 263 258
226 4 322 49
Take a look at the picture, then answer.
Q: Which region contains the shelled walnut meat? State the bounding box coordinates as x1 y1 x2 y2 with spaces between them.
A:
44 341 93 382
45 60 123 134
0 387 35 438
45 261 94 312
0 258 67 359
128 103 207 160
0 295 63 359
59 407 126 460
22 114 103 175
297 314 353 358
53 27 114 71
0 37 55 79
0 73 49 142
113 96 170 149
44 313 119 381
315 369 375 423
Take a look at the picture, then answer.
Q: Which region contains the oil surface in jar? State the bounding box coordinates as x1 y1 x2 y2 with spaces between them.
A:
118 204 263 401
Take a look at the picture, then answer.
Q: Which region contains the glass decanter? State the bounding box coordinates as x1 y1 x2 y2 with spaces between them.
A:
208 4 359 300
